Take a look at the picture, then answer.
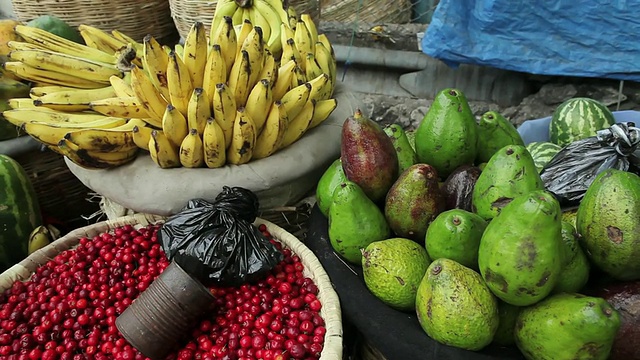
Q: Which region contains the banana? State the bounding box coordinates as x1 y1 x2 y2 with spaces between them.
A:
300 14 319 46
226 107 256 165
307 73 331 102
109 75 137 98
21 118 128 146
179 128 205 168
232 5 245 27
28 226 52 255
239 26 265 89
112 30 144 54
272 59 296 101
203 117 226 168
202 44 227 101
252 0 284 53
183 21 208 89
7 98 41 109
132 125 154 150
174 44 185 60
58 138 135 169
84 147 139 163
112 118 149 131
162 45 172 56
211 0 240 37
209 15 237 76
130 65 167 127
247 7 271 47
148 130 181 169
294 20 315 58
212 83 236 149
280 82 311 120
280 22 296 49
317 34 335 60
258 0 291 24
3 61 108 89
142 35 171 101
314 41 337 91
65 127 137 152
245 79 272 134
7 41 48 52
187 88 211 136
304 52 324 81
252 100 288 159
32 86 117 112
236 19 254 56
29 85 79 98
14 25 116 64
257 48 277 85
291 62 307 88
78 24 128 54
227 49 252 108
28 116 127 129
285 4 298 29
308 98 337 129
3 108 107 125
161 104 189 148
89 96 149 118
167 51 194 116
280 98 315 149
281 37 303 72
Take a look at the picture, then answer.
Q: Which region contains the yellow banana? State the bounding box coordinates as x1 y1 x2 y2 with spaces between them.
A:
31 86 117 112
304 52 324 81
226 107 256 165
309 98 337 129
78 24 128 54
14 25 116 64
28 226 52 255
285 4 298 29
148 130 181 169
174 44 185 60
257 48 277 85
318 34 335 60
203 117 226 168
247 7 271 46
182 21 208 89
227 49 252 108
130 65 167 127
252 100 288 159
258 0 290 24
252 0 283 53
210 0 239 38
162 45 172 56
112 118 149 131
307 73 332 102
8 49 123 83
111 30 144 54
21 122 71 146
209 15 237 76
3 61 108 89
291 63 307 88
202 44 227 101
65 127 137 152
167 51 194 116
28 117 127 129
281 37 303 72
236 19 254 55
239 26 265 89
8 98 40 109
280 82 311 120
245 79 272 134
132 125 155 150
294 20 315 59
142 35 171 101
212 83 236 149
232 5 245 27
179 128 205 168
3 108 107 125
7 41 48 52
300 14 319 46
89 97 149 118
162 104 189 148
272 59 296 100
84 147 139 163
29 85 79 98
109 75 137 98
314 41 337 91
57 138 134 169
280 98 315 148
187 88 211 136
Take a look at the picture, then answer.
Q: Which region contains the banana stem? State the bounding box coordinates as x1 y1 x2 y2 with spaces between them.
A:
235 0 252 8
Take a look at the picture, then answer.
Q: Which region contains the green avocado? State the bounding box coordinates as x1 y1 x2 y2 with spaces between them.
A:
27 15 84 44
315 158 347 217
476 111 524 163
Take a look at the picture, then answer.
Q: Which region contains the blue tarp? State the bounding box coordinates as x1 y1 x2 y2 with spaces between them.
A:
421 0 640 81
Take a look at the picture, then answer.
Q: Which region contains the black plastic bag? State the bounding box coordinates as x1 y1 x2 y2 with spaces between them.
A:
158 186 284 287
540 122 640 205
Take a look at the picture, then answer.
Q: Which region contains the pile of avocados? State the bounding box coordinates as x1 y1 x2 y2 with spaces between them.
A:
316 88 640 360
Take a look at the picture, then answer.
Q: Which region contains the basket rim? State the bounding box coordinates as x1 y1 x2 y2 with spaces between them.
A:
0 213 343 360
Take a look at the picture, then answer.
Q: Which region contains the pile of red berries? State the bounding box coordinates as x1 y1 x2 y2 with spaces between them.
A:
0 223 326 360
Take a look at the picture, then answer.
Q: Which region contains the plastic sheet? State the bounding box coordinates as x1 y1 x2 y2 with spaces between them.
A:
540 123 640 205
158 186 283 287
422 0 640 81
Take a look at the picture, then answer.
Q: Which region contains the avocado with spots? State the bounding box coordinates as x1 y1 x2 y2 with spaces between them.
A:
515 293 620 360
478 190 563 306
415 258 499 351
552 221 590 294
476 111 524 164
576 169 640 281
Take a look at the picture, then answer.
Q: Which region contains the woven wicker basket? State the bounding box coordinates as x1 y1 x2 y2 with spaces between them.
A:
0 213 343 360
10 0 177 42
169 0 321 40
320 0 411 23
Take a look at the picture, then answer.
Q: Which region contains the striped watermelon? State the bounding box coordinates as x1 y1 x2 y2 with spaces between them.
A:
0 155 42 271
549 97 615 147
526 141 562 173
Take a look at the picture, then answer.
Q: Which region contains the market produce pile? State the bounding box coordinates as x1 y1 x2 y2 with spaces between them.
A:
0 0 337 169
317 88 640 360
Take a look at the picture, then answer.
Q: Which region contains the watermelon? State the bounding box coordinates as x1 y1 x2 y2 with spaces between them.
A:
526 141 562 173
0 155 42 272
549 97 615 147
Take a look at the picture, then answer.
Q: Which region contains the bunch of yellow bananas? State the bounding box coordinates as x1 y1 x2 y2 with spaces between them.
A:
1 1 338 170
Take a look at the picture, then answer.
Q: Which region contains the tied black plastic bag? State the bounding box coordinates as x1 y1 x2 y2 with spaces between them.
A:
540 122 640 205
158 186 284 287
